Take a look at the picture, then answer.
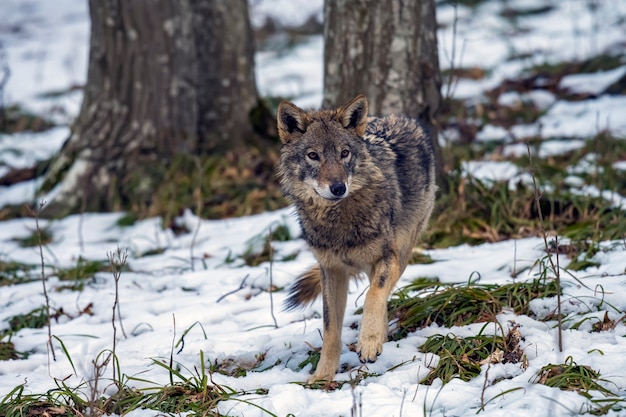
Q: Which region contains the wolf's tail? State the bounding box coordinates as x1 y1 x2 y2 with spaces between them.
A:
283 264 322 311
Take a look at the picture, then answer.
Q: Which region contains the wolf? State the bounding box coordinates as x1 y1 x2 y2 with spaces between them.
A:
276 94 436 383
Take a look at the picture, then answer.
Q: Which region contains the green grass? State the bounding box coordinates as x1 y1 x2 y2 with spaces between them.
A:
12 228 53 248
0 260 38 286
526 53 625 78
424 165 625 249
388 277 559 340
3 306 48 335
116 212 138 227
55 259 111 281
533 358 617 398
419 332 505 384
0 350 274 417
241 221 294 266
140 150 286 225
0 104 55 134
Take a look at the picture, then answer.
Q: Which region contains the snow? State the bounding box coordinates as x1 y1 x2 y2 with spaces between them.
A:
560 66 626 95
249 0 323 29
461 160 520 182
498 90 556 110
539 95 626 139
1 0 626 416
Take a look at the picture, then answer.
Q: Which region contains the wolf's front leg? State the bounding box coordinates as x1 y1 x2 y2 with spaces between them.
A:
309 266 349 383
357 256 401 363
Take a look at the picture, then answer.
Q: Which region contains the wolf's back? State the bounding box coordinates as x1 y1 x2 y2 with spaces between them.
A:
364 115 436 220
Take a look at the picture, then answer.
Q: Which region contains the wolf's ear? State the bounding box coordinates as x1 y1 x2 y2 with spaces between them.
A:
277 101 310 143
337 94 368 137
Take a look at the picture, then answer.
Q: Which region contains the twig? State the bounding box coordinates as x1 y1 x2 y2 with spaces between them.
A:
526 143 563 352
28 200 56 362
399 388 407 417
350 386 362 417
443 3 465 101
411 365 421 402
479 322 500 412
216 274 250 303
107 246 128 384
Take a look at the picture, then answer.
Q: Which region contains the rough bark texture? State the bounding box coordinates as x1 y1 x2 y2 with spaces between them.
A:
44 0 261 215
323 0 445 189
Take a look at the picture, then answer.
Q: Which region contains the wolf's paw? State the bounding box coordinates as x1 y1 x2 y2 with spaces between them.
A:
356 334 384 363
307 372 335 385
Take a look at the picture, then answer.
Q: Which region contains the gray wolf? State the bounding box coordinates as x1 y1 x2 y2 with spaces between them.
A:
277 94 436 383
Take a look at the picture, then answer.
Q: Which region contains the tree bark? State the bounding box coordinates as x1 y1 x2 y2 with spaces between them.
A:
323 0 445 190
43 0 263 215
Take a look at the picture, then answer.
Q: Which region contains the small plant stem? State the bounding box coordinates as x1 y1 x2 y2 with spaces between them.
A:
29 200 56 362
107 246 129 385
170 314 176 385
526 143 563 352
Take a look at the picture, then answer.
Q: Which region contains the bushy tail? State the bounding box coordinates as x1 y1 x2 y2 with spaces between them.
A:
283 264 322 311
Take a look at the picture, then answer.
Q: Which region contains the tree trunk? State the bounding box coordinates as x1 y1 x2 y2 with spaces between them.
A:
42 0 264 215
323 0 446 190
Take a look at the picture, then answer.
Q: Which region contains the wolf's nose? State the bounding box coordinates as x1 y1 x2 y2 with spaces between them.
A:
330 182 347 197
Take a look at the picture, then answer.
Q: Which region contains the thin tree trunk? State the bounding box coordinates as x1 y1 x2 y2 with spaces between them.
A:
323 0 445 190
42 0 262 215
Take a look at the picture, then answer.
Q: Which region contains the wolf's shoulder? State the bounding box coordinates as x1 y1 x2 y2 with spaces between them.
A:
364 114 429 146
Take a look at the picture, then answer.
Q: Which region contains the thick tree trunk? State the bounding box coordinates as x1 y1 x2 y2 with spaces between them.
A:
43 0 262 215
323 0 445 190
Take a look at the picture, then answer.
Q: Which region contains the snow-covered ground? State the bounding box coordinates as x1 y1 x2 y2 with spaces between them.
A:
1 0 625 416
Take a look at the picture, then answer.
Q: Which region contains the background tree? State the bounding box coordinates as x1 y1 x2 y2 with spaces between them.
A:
42 0 274 217
323 0 445 189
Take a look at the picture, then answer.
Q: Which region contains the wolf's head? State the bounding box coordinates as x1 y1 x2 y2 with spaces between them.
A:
276 95 369 204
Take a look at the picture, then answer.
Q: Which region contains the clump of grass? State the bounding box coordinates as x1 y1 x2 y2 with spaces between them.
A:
144 149 287 225
526 52 625 79
53 258 115 291
55 258 111 281
407 251 436 265
533 358 617 398
4 306 49 335
388 277 558 340
242 222 294 267
297 349 321 373
2 304 94 346
0 104 55 133
425 171 625 248
419 323 525 385
116 212 138 227
12 228 53 248
0 339 24 360
137 351 259 415
208 353 267 378
0 350 266 416
0 260 38 286
420 332 503 384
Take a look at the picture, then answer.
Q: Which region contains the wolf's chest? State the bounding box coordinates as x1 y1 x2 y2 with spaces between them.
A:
299 205 388 250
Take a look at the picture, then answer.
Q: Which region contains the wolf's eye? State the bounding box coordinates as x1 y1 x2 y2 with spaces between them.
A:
307 151 319 160
340 149 350 158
